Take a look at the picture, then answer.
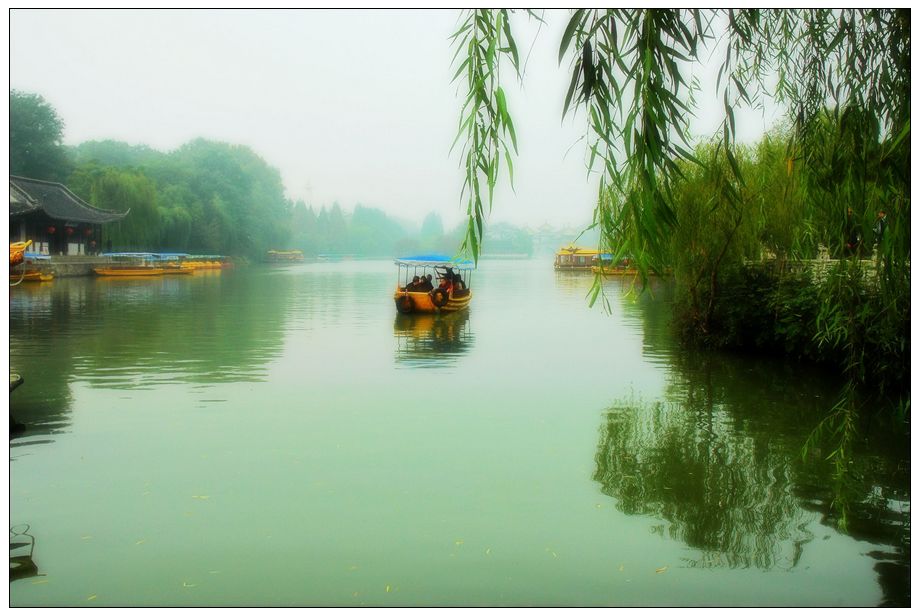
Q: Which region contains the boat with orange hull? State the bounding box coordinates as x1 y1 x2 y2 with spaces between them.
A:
10 241 32 267
94 266 167 276
393 255 474 315
9 271 53 283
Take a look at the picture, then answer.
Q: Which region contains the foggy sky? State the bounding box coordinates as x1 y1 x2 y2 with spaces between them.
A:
10 9 784 231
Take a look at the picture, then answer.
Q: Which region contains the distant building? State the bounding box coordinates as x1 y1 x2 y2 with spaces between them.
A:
9 175 128 255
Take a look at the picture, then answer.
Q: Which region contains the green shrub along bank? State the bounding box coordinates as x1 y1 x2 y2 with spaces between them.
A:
675 261 909 398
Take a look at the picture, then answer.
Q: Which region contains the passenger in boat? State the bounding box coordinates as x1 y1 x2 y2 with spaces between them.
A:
452 272 465 290
417 274 434 292
405 275 420 291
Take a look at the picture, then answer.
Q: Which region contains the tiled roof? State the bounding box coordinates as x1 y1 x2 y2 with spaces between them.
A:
9 182 39 216
9 175 128 224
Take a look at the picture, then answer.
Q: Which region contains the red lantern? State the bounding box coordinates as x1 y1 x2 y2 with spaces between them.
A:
66 227 74 236
47 226 56 234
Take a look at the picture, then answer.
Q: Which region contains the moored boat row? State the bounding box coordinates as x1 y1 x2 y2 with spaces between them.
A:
94 253 231 277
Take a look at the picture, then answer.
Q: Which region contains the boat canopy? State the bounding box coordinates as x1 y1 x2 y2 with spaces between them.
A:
555 245 600 257
395 254 475 270
100 252 160 258
23 252 51 261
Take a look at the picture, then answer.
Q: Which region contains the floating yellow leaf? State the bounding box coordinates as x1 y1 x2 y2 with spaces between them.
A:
81 536 92 540
135 539 146 545
655 566 669 574
485 548 491 556
454 539 463 546
87 595 97 601
182 582 197 588
618 565 624 572
31 579 48 585
385 585 391 593
192 495 210 500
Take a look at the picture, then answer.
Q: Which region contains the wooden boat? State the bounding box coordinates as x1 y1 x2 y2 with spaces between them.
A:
94 266 166 276
9 271 53 283
554 245 600 270
393 255 474 314
10 240 32 266
266 249 304 263
161 265 195 275
183 255 224 270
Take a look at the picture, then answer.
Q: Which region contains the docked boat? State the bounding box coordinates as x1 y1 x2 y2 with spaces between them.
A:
393 255 474 314
9 271 53 283
554 245 600 270
95 252 161 276
10 240 32 267
266 249 304 263
94 266 166 276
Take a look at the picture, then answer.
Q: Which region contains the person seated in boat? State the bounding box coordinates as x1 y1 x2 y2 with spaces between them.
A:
452 272 465 290
405 275 420 291
417 274 434 292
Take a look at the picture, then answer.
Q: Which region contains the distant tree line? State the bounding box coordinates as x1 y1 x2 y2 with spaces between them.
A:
10 89 538 259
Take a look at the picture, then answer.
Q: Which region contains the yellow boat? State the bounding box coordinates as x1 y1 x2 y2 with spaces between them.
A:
393 256 474 314
94 267 166 276
10 240 32 266
591 265 642 276
554 245 600 270
10 271 53 283
161 265 195 275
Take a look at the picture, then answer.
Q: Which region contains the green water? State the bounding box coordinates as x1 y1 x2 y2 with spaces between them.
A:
9 260 909 606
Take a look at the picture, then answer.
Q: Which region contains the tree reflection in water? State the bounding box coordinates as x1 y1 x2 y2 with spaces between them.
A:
593 344 910 605
594 397 814 571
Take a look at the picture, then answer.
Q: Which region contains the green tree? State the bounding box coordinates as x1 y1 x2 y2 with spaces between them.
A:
69 163 160 250
10 90 73 181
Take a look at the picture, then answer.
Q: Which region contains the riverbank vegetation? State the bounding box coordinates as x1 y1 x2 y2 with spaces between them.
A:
452 8 909 509
11 91 540 259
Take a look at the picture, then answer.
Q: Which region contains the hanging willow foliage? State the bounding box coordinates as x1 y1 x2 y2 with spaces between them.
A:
452 9 909 275
450 9 526 264
451 9 910 503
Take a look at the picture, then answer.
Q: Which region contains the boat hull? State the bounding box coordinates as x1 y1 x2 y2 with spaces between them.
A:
94 267 166 276
393 288 472 314
10 271 53 283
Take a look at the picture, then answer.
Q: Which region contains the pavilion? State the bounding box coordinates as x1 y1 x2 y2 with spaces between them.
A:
9 175 128 256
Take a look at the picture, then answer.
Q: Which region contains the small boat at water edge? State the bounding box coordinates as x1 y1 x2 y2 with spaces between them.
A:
9 271 53 283
10 240 32 266
94 266 167 276
266 249 304 263
393 255 474 314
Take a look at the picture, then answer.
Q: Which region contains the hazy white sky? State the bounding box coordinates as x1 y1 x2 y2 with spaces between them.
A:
10 9 785 230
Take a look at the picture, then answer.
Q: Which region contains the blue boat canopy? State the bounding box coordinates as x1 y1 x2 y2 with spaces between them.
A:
395 254 475 270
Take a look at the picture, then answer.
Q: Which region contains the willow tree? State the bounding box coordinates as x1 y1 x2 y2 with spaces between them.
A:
452 8 910 513
452 8 908 271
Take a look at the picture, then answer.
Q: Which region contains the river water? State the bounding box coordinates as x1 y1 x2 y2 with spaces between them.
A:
8 259 909 607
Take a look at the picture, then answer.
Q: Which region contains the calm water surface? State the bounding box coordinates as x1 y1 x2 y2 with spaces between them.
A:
9 259 909 606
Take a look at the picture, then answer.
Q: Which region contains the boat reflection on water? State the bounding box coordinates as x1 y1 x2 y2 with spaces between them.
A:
9 525 40 583
393 311 474 368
